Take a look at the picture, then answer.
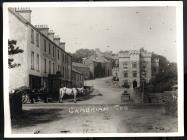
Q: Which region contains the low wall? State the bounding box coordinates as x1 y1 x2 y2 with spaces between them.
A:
144 91 177 116
9 92 23 117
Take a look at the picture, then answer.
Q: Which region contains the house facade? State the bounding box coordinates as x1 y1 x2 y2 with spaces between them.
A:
72 62 90 80
72 68 84 88
114 48 159 88
8 8 72 94
83 54 112 79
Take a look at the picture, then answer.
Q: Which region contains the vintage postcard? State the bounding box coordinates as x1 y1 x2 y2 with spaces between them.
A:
3 1 184 137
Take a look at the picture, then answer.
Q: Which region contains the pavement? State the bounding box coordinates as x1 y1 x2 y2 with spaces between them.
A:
11 77 178 134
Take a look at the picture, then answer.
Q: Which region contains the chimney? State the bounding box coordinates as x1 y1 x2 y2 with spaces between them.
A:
54 35 60 46
48 30 54 41
60 42 65 50
15 7 32 22
35 25 49 36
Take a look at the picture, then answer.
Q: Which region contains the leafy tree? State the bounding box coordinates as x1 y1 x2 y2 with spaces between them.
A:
8 40 24 68
71 49 95 62
145 53 177 93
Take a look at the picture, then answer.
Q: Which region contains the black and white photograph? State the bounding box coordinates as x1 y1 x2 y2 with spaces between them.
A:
3 1 184 137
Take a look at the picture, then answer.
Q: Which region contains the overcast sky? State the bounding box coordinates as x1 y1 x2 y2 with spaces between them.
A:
31 7 177 62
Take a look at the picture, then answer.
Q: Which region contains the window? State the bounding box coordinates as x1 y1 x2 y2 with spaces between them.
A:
57 65 59 72
133 71 137 77
49 61 51 74
65 55 66 64
49 43 51 54
124 71 128 78
132 62 137 68
124 80 128 84
62 53 64 62
36 33 39 47
153 67 157 73
31 29 34 44
53 63 55 74
58 49 59 60
44 59 46 73
44 40 46 52
123 62 128 69
53 46 55 57
36 54 39 71
63 67 64 77
31 51 34 69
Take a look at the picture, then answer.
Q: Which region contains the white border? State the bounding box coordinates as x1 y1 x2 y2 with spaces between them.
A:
3 1 184 138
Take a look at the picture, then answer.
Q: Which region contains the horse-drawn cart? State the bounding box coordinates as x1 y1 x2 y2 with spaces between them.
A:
22 88 48 104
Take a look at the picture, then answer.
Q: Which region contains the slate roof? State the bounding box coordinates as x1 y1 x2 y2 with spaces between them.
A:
72 67 82 74
72 62 89 68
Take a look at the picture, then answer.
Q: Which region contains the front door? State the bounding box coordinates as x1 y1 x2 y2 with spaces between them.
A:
133 80 137 88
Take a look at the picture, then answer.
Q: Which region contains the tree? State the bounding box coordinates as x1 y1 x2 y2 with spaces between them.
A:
145 53 177 93
71 49 95 62
8 40 24 68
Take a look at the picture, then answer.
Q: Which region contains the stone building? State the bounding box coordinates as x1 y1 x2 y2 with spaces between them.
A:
72 67 84 88
8 8 72 96
72 62 90 80
115 48 159 88
83 54 112 79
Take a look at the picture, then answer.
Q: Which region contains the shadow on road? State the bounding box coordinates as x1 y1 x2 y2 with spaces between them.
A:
11 108 63 129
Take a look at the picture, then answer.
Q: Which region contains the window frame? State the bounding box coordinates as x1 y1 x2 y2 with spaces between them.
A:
132 62 137 68
44 59 46 73
123 71 128 78
31 51 34 70
36 54 39 71
133 71 137 77
36 32 39 47
44 39 46 52
31 29 34 44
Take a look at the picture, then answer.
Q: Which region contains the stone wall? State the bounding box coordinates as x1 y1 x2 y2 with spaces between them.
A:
144 91 177 116
10 92 23 117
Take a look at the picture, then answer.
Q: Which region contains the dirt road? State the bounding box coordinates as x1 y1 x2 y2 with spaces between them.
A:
11 77 178 134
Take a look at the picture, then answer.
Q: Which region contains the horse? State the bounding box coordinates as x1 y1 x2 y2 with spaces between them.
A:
76 87 85 95
59 87 78 103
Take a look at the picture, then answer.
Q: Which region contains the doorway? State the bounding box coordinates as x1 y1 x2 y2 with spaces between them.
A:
133 80 137 88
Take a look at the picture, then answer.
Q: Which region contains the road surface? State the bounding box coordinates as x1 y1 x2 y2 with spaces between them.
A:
11 77 178 134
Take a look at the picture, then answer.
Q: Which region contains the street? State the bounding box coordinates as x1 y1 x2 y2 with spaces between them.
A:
11 77 178 134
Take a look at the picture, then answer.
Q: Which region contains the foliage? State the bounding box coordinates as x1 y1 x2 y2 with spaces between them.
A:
145 53 177 93
8 40 24 68
71 49 95 62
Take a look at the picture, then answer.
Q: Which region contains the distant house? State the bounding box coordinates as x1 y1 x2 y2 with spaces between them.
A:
72 62 90 80
83 54 112 79
72 67 84 88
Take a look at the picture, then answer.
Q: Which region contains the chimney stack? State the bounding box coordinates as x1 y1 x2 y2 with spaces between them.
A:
48 30 54 41
15 7 32 22
35 25 49 36
54 35 60 46
60 42 65 50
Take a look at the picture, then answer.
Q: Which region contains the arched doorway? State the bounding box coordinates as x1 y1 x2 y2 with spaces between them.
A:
133 80 137 88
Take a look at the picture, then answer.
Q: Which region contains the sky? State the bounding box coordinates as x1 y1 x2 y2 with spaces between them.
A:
31 6 177 62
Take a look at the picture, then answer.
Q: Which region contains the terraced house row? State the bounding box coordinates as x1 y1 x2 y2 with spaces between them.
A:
8 8 83 94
